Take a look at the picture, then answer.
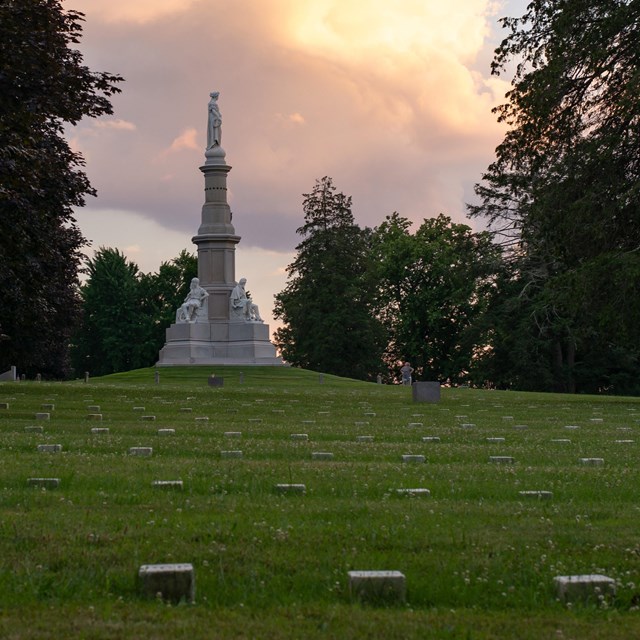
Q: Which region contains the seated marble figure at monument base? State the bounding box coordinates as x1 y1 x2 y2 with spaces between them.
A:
230 277 262 322
176 278 209 323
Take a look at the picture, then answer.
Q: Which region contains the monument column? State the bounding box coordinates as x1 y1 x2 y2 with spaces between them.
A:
156 91 282 366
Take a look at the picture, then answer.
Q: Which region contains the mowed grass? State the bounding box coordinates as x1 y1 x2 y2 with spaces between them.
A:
1 366 639 638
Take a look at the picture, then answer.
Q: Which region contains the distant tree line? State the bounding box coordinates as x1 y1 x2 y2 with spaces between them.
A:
2 0 639 392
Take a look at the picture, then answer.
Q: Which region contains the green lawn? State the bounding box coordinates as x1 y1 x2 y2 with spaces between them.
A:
0 366 639 638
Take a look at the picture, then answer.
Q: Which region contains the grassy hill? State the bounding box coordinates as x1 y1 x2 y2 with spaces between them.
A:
0 366 639 638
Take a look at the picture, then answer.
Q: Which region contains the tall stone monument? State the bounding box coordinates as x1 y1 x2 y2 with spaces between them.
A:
156 92 282 366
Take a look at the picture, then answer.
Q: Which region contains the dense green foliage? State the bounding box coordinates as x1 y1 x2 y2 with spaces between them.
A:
469 0 640 393
1 370 640 638
0 0 122 378
274 177 385 380
371 213 502 383
72 248 196 376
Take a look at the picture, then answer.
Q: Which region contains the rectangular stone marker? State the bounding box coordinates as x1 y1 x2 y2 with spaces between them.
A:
87 405 100 412
138 563 195 603
157 429 175 436
0 402 8 409
180 407 193 412
407 422 423 428
311 452 334 460
152 480 184 489
91 427 110 434
459 423 476 429
224 431 242 438
590 418 604 423
615 439 634 444
354 421 369 426
412 381 441 403
551 439 571 443
519 490 553 499
37 444 62 453
133 407 145 411
129 447 153 457
348 570 406 603
513 424 528 430
422 436 441 442
28 477 60 489
248 418 262 423
356 435 374 442
402 454 425 463
41 404 55 410
580 457 604 466
35 413 50 421
290 433 309 440
364 412 376 417
141 415 156 421
486 437 505 443
274 483 306 494
195 416 209 422
87 413 103 421
221 450 243 459
564 425 580 430
25 426 44 433
396 488 430 497
554 574 616 604
489 456 514 464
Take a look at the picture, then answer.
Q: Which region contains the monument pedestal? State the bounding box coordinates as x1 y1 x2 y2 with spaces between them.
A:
157 320 282 366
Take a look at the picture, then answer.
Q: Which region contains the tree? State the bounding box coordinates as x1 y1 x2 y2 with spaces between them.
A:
469 0 640 393
72 248 144 377
274 177 385 380
0 0 122 377
371 213 502 384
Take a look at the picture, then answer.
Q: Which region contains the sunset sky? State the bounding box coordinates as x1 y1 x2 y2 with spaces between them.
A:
70 0 528 330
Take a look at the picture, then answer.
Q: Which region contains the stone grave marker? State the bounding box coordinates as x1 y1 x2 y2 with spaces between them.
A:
28 478 60 489
580 457 604 466
37 444 62 453
356 435 374 442
129 447 153 457
348 570 406 603
290 433 309 441
486 437 505 443
412 382 440 403
141 415 156 421
87 414 103 421
311 452 334 460
221 450 243 459
422 436 440 442
138 563 195 603
519 490 553 499
489 456 514 464
25 426 44 433
41 403 55 411
554 574 615 604
396 488 430 497
402 454 425 463
152 480 183 490
158 429 175 436
35 413 50 421
274 483 306 494
91 427 110 434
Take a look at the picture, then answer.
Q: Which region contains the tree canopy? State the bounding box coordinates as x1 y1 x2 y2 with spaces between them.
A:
0 0 122 377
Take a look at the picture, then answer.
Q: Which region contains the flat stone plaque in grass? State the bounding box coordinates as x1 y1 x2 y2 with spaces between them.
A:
290 433 309 441
402 454 425 463
35 413 50 421
311 452 334 460
348 570 406 603
133 407 145 411
564 425 580 430
0 402 8 409
221 450 243 459
157 428 175 436
554 574 615 604
519 490 553 499
459 423 476 429
224 431 242 438
356 435 374 442
195 416 209 422
141 415 156 421
489 456 514 464
396 488 430 497
87 413 103 421
179 407 193 412
364 412 377 417
422 436 441 442
513 424 528 430
138 563 195 603
590 418 604 423
129 447 153 457
551 438 571 443
25 426 44 433
28 477 60 489
87 405 100 412
37 444 62 453
274 483 306 494
486 437 505 442
41 404 55 410
407 422 423 428
91 427 110 434
615 439 634 444
580 457 604 466
152 480 183 490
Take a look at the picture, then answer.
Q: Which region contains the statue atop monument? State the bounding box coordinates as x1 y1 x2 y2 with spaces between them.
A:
207 91 222 149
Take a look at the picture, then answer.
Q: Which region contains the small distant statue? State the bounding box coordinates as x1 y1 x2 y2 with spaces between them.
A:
230 278 262 322
207 91 222 148
176 277 209 323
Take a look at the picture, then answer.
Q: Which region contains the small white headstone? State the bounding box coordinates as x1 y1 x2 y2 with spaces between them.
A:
195 416 209 422
554 574 615 604
519 490 553 499
138 563 195 603
580 457 604 466
221 450 243 459
396 488 430 497
311 452 334 460
91 427 110 434
87 413 103 421
274 483 306 494
224 431 242 438
180 407 193 413
37 444 62 453
348 570 406 603
489 456 514 464
41 403 55 410
157 429 175 436
129 447 153 457
290 433 309 441
133 406 145 411
35 413 50 421
486 437 505 442
422 436 441 442
356 435 374 442
402 454 425 463
27 477 60 488
141 415 156 421
152 480 183 489
87 405 100 412
551 439 571 443
24 426 44 433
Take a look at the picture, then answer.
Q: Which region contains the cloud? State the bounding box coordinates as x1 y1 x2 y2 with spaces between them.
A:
74 0 514 256
93 118 137 131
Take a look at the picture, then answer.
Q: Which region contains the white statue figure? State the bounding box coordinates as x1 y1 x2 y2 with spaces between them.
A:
207 91 222 148
176 277 209 323
230 277 262 322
